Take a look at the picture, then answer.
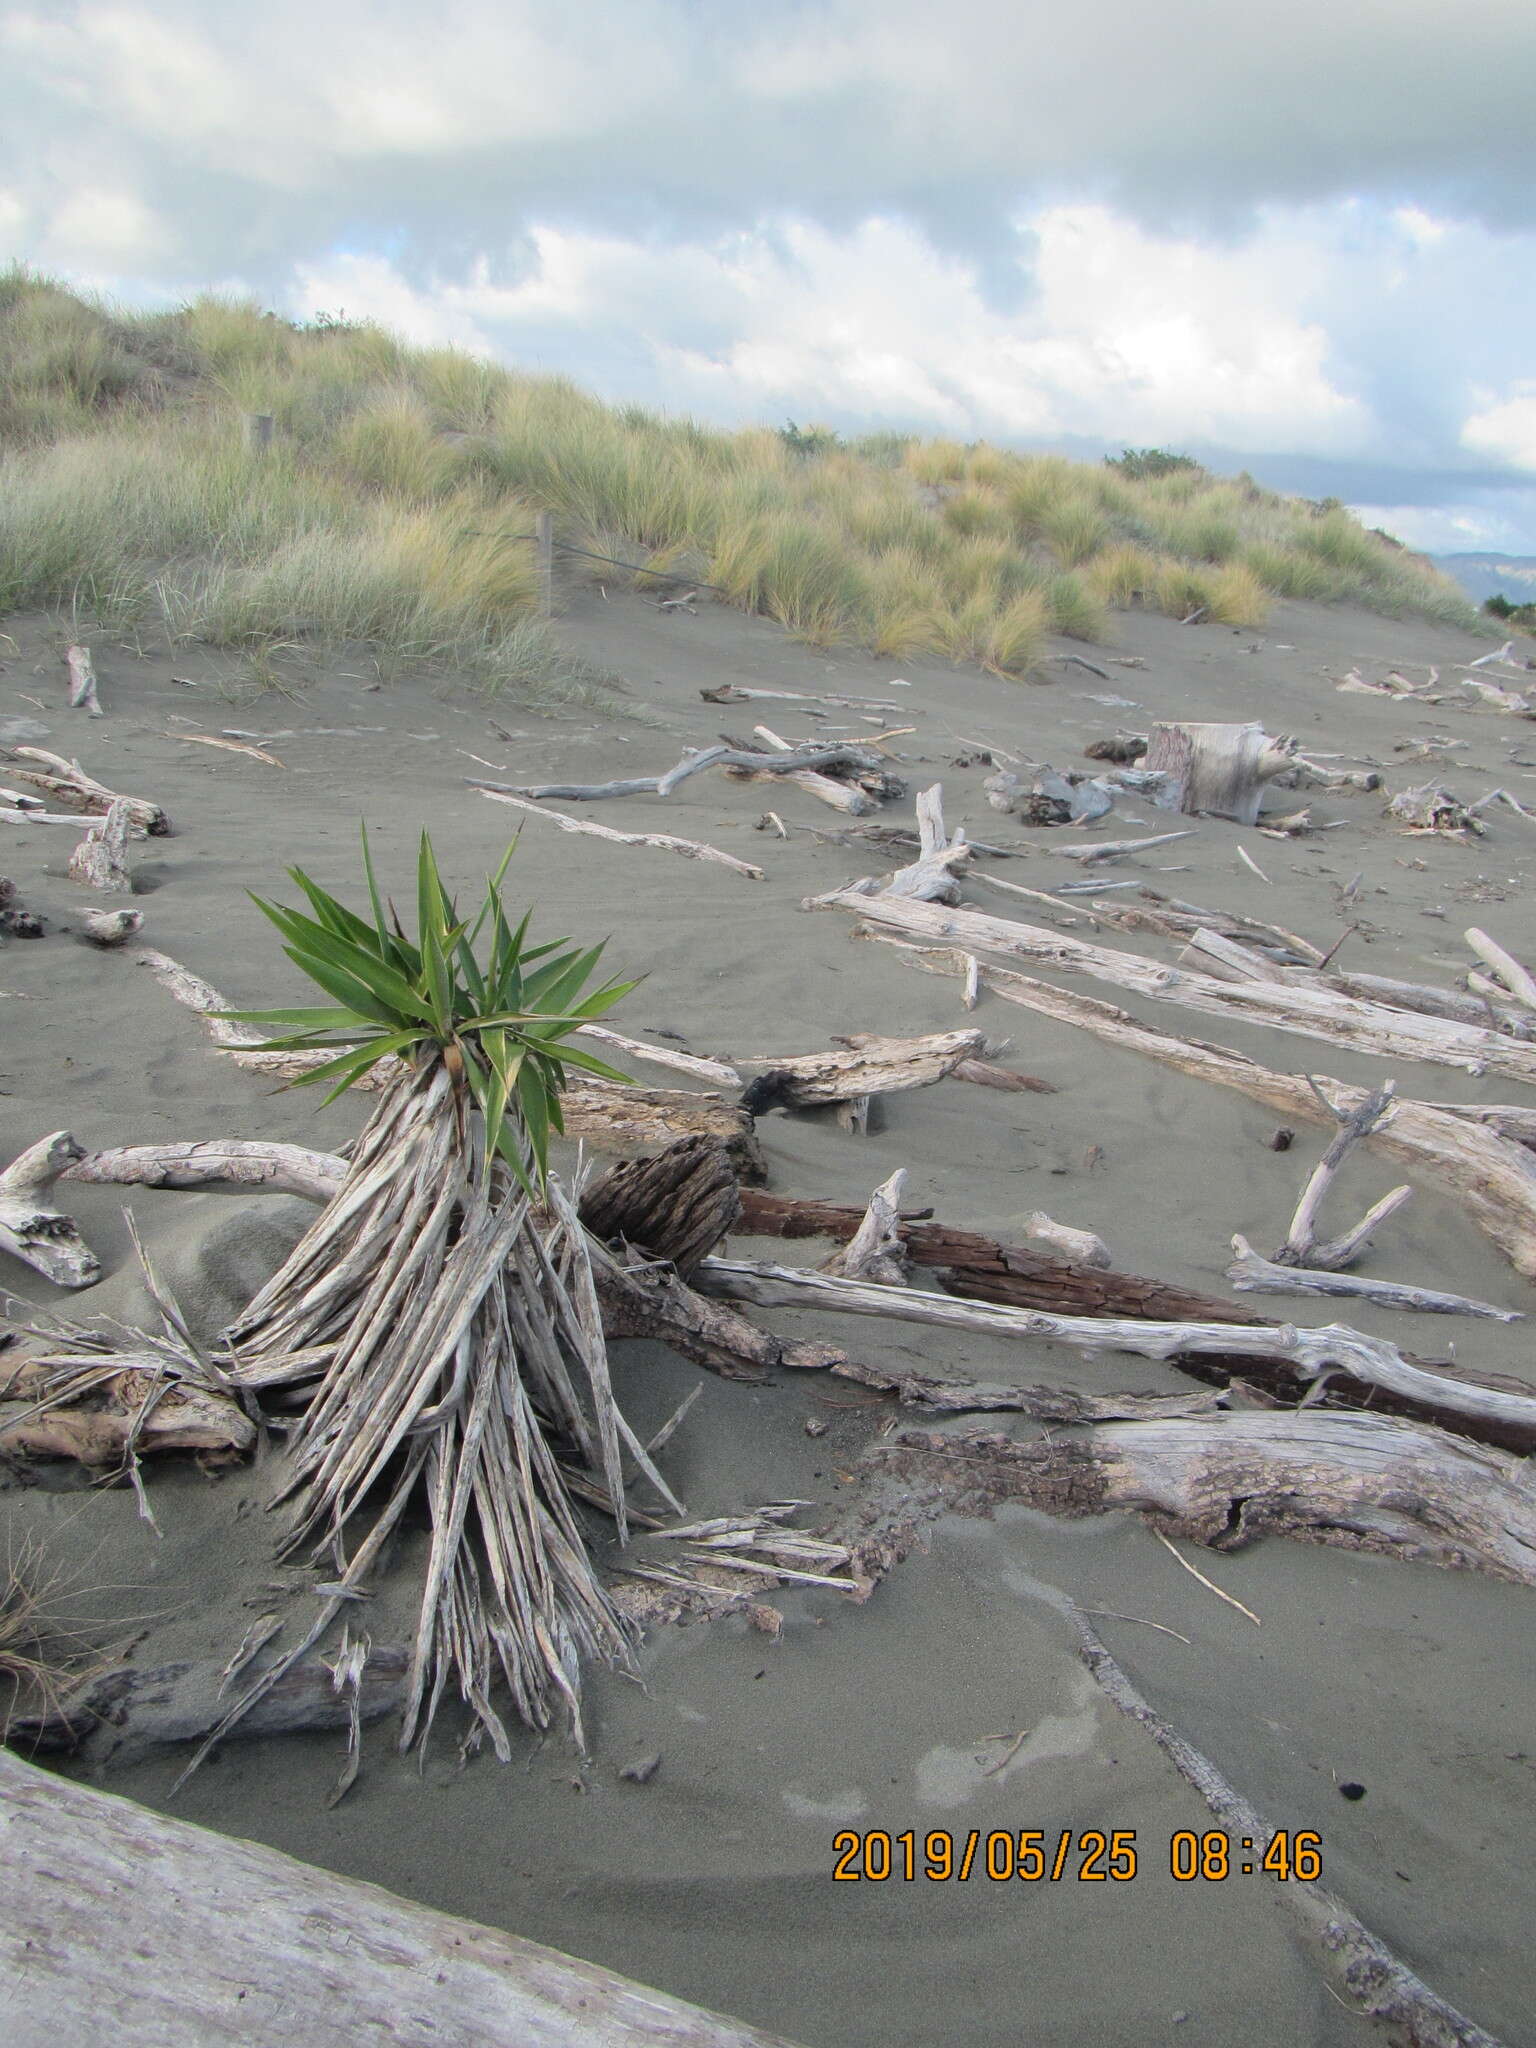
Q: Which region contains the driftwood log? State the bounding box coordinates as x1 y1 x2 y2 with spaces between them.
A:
578 1137 741 1277
0 744 168 833
821 890 1536 1086
866 937 1536 1281
882 1410 1536 1588
738 1027 983 1114
0 1340 255 1465
66 797 133 893
0 1747 801 2048
0 1132 103 1287
1144 720 1295 827
471 739 893 806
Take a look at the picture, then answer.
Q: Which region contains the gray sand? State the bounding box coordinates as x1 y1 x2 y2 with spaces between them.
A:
3 590 1534 2044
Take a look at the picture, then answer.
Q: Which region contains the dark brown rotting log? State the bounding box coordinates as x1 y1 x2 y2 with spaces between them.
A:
578 1138 741 1277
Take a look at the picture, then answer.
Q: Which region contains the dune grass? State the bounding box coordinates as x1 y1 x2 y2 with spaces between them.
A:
0 268 1484 691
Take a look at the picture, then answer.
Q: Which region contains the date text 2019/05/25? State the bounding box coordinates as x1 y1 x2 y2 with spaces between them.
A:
831 1830 1323 1883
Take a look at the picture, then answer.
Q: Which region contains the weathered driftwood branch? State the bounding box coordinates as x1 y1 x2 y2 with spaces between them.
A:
66 797 134 893
65 641 103 717
576 1026 741 1086
1184 928 1536 1040
737 1027 983 1114
1070 1616 1504 2048
1228 1238 1521 1320
818 890 1536 1085
864 937 1536 1280
1276 1081 1411 1268
66 1138 348 1204
471 739 891 806
695 1258 1536 1438
1024 1212 1112 1268
885 1410 1536 1589
0 744 168 833
1144 720 1295 827
0 1746 802 2048
1466 926 1536 1013
0 1132 103 1287
472 786 765 879
822 1169 910 1283
1056 829 1196 864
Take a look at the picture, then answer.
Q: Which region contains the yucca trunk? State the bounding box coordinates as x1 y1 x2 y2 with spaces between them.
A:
227 1054 672 1758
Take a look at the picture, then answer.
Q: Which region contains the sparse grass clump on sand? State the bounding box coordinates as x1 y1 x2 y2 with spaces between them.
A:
0 267 1484 693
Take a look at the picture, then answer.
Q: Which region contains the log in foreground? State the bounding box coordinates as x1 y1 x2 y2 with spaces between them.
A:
868 937 1536 1280
823 890 1536 1086
0 1747 802 2048
883 1408 1536 1588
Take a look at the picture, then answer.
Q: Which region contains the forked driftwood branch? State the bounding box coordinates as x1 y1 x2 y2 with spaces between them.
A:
1227 1238 1521 1320
1275 1080 1413 1268
0 1132 103 1287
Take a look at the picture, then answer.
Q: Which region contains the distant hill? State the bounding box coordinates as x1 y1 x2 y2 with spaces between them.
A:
1433 552 1536 604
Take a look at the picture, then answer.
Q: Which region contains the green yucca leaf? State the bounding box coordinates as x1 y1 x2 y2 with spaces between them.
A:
256 828 631 1189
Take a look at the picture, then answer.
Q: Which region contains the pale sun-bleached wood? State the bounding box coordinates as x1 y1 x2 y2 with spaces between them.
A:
864 935 1536 1279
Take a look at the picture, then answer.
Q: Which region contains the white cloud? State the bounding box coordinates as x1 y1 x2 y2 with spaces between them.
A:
1462 387 1536 473
293 205 1370 456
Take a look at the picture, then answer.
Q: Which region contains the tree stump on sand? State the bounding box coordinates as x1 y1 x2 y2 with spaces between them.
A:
1145 721 1294 827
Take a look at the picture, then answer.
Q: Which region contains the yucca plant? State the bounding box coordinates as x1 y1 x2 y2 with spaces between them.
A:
219 831 677 1761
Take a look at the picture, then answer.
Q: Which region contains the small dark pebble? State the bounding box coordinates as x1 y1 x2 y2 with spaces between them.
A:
619 1753 661 1785
1339 1780 1367 1801
1268 1128 1295 1151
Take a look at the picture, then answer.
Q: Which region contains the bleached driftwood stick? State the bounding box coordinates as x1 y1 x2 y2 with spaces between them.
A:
0 1131 103 1287
865 936 1536 1279
1069 1614 1504 2046
1466 926 1536 1012
821 1170 909 1283
962 953 980 1010
0 1747 801 2048
1056 830 1196 864
575 1026 741 1086
1184 928 1536 1039
1145 720 1295 827
0 744 167 832
66 797 133 892
737 1028 984 1112
1228 1237 1521 1320
1277 1082 1412 1269
65 642 103 716
472 787 765 879
1024 1212 1112 1269
67 1138 348 1204
818 888 1536 1085
471 740 888 805
696 1258 1536 1435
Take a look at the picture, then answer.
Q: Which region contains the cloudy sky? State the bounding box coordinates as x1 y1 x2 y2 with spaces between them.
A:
6 1 1536 552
